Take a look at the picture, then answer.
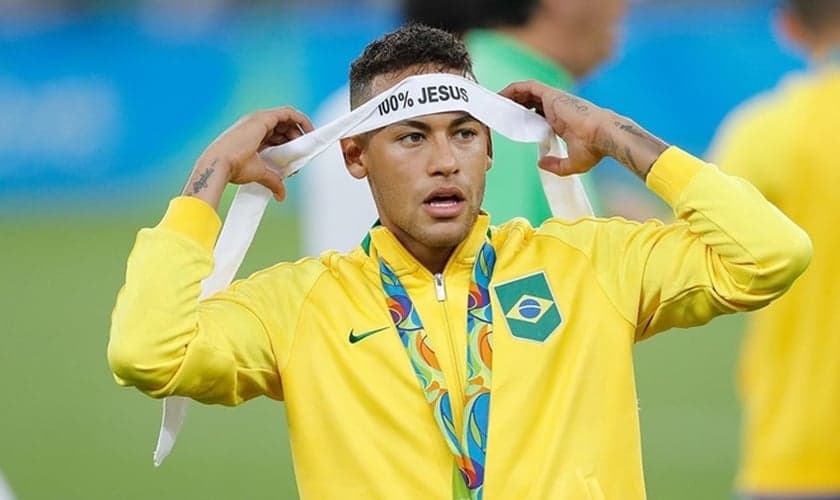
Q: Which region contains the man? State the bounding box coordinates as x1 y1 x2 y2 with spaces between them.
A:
708 1 840 497
110 25 811 499
302 1 625 255
463 0 626 222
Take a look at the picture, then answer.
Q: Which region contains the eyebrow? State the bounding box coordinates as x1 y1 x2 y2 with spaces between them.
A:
389 113 479 132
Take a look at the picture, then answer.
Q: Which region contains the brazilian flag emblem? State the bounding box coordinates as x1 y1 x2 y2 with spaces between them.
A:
493 271 562 342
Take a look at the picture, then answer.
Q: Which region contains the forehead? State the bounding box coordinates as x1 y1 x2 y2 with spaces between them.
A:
367 65 469 102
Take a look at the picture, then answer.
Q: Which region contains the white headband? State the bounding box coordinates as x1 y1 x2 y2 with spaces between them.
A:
152 73 593 466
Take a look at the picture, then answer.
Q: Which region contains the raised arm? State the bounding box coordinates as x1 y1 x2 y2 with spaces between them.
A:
181 107 314 209
108 108 318 405
501 80 812 340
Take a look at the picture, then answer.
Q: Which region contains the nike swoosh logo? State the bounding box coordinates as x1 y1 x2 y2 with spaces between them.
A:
348 326 390 344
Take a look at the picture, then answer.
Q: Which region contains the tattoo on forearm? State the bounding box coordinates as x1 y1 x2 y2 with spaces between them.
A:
610 120 668 180
598 134 643 177
615 121 665 149
623 146 640 173
184 158 218 196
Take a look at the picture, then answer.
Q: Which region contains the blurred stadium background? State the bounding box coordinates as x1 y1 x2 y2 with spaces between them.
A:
0 0 804 498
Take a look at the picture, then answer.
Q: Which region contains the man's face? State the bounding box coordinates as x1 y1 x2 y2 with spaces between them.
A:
577 0 626 65
549 0 627 75
342 67 492 256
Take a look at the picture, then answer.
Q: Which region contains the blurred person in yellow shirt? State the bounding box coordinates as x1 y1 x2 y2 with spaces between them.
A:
709 1 840 497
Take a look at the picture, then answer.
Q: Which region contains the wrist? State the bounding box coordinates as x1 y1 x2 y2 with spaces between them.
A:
181 155 233 210
194 153 233 183
600 115 668 180
592 110 621 158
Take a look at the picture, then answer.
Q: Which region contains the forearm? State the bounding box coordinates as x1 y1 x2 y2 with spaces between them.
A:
181 155 232 210
596 114 669 181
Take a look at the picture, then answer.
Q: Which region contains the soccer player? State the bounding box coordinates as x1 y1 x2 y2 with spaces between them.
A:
708 1 840 497
110 24 811 499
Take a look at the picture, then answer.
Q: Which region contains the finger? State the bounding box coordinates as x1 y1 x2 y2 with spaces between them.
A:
258 163 287 201
257 124 308 152
270 106 315 134
500 80 549 100
258 134 288 152
263 128 303 147
280 124 305 142
499 80 538 99
499 83 546 116
537 156 575 177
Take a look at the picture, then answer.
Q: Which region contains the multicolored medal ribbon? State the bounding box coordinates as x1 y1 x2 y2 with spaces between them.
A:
379 242 496 499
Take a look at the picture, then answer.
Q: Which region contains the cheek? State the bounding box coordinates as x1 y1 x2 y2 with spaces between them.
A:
366 158 414 203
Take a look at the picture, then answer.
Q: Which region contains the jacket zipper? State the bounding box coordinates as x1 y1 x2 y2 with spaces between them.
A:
433 272 465 422
433 273 447 301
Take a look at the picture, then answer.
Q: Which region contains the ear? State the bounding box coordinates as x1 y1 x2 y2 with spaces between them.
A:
341 137 368 179
485 126 493 170
775 7 812 53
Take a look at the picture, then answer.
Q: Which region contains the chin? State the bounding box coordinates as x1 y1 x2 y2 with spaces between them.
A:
422 221 471 248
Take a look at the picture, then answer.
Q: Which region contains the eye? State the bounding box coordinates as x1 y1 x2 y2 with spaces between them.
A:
454 128 478 141
398 132 425 145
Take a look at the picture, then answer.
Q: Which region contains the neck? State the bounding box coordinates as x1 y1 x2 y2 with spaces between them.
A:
500 16 590 80
810 37 840 63
380 222 457 275
403 241 454 275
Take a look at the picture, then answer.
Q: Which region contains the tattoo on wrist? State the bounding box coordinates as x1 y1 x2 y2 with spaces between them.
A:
597 133 645 178
610 120 668 180
184 158 218 196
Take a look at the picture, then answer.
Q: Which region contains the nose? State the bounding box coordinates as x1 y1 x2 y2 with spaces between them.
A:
427 135 459 177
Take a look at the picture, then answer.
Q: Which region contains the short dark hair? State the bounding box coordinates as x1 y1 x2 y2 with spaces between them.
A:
403 0 539 34
786 0 840 33
348 23 474 109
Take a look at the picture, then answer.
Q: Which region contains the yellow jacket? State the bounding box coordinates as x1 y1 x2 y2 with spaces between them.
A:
110 148 811 499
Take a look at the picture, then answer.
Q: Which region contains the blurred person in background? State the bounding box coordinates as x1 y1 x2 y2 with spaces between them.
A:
301 0 627 255
708 1 840 497
459 0 626 223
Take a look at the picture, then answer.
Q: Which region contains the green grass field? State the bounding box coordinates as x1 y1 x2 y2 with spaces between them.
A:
0 206 746 499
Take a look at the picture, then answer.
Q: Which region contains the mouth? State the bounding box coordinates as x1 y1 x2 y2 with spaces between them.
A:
423 187 466 218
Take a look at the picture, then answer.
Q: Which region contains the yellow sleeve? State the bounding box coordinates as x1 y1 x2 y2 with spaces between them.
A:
545 147 812 342
108 196 324 405
631 147 810 339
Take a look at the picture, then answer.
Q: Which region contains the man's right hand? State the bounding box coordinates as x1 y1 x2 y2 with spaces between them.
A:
182 107 314 210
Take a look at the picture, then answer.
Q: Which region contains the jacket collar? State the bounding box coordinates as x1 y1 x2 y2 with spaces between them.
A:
363 214 492 278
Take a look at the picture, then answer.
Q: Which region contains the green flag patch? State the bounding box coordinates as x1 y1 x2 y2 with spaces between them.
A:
493 271 562 342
